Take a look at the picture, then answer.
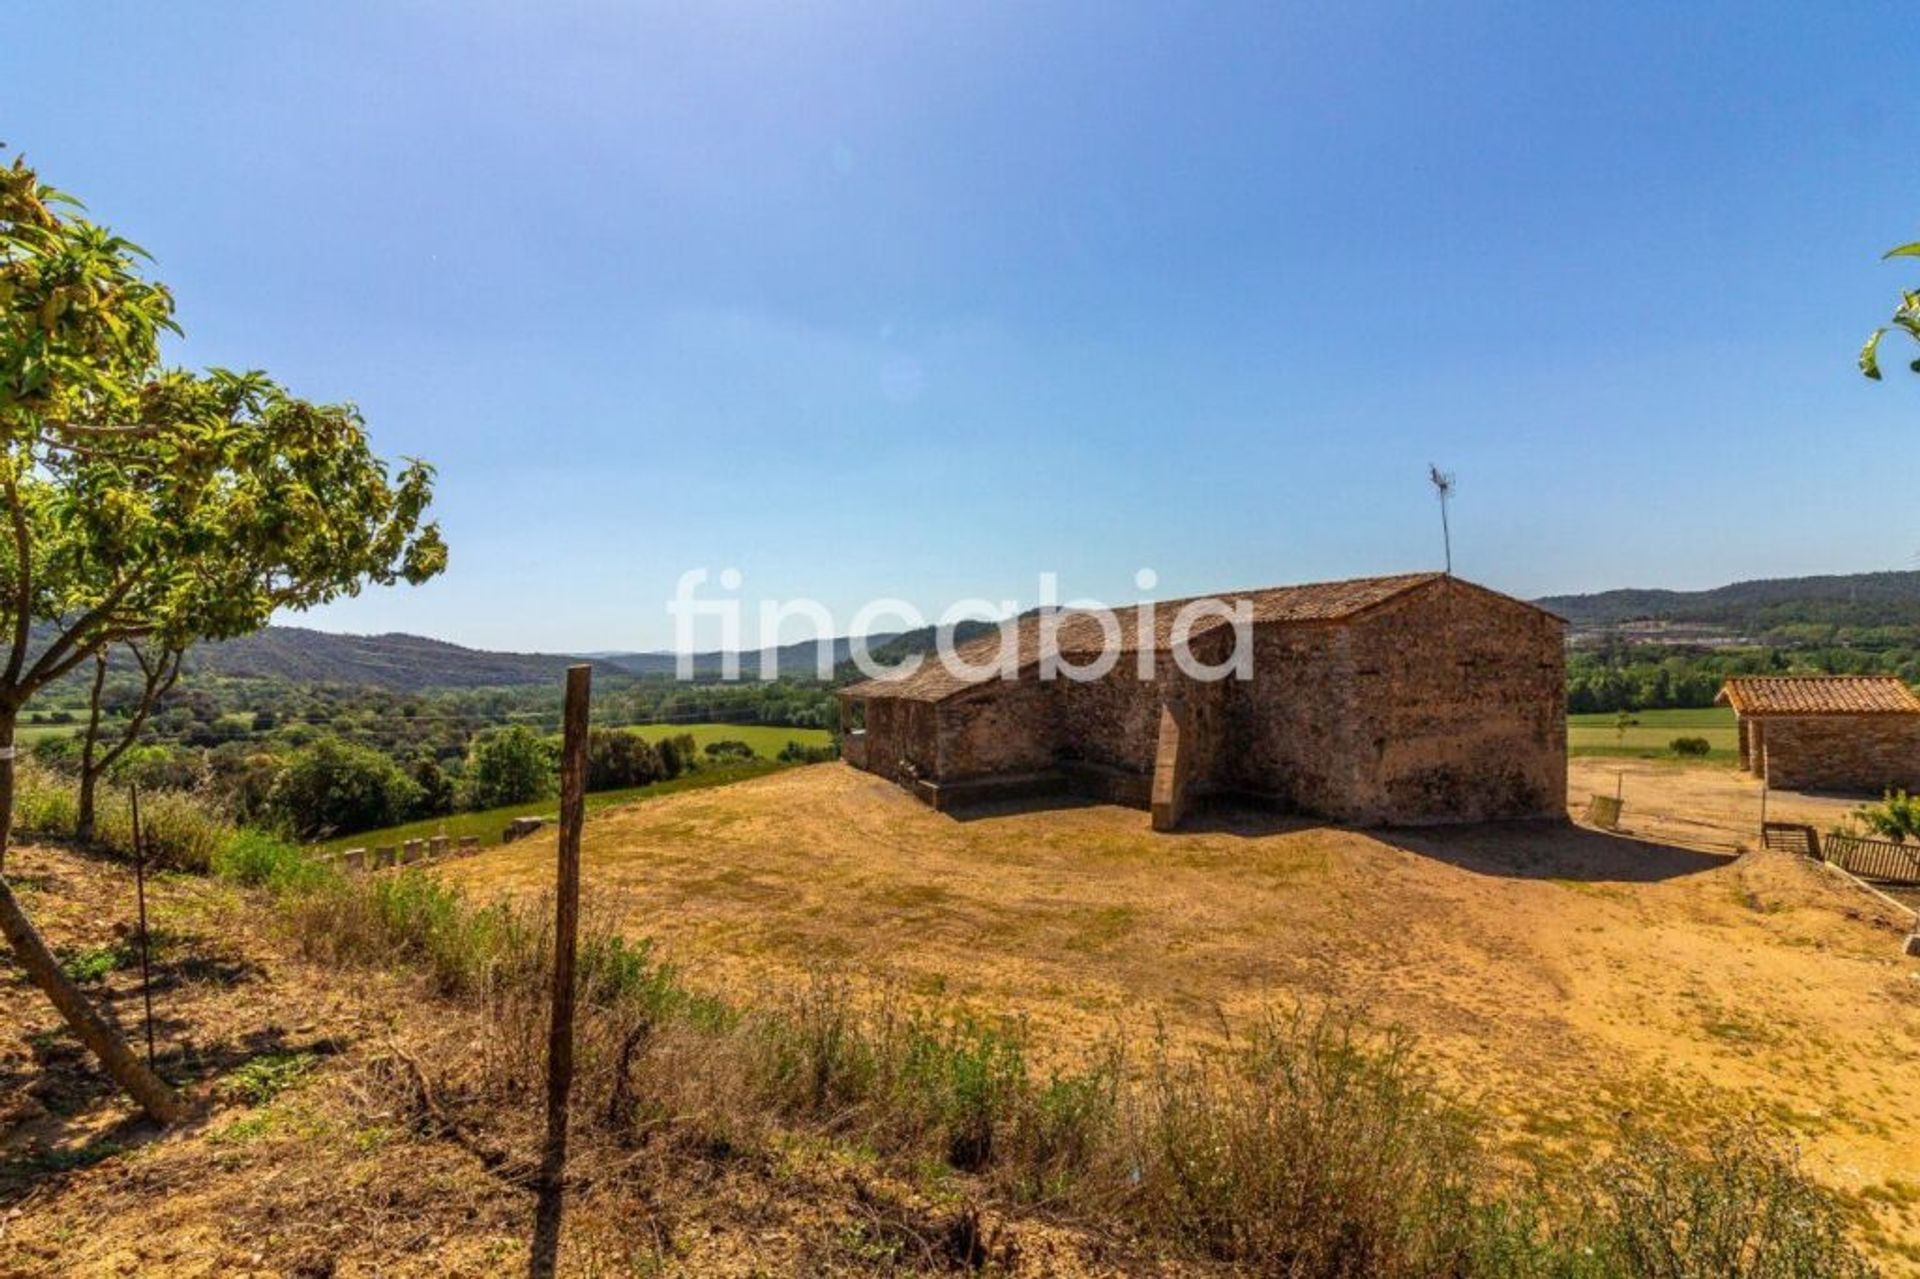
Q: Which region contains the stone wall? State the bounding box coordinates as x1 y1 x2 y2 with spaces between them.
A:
935 679 1060 780
1337 580 1566 823
1758 714 1920 793
1053 665 1165 774
1219 624 1363 814
853 697 940 785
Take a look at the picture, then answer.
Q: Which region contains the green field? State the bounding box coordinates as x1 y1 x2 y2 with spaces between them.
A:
15 721 80 744
621 722 832 756
311 757 798 855
1567 706 1737 761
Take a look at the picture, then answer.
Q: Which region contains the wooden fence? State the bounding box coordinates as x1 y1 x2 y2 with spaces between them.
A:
1822 832 1920 886
1761 822 1820 859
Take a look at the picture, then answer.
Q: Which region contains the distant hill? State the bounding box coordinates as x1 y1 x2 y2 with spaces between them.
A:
174 627 904 691
64 570 1920 693
1536 571 1920 633
187 627 583 689
597 634 901 679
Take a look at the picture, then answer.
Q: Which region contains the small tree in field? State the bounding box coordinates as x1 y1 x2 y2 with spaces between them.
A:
0 152 446 1121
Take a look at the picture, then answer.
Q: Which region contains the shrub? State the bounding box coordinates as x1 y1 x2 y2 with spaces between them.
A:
267 736 423 840
1670 736 1712 757
778 740 838 764
654 732 699 780
212 830 330 893
703 739 756 762
585 728 662 792
1579 1124 1872 1277
464 725 555 809
1854 789 1920 843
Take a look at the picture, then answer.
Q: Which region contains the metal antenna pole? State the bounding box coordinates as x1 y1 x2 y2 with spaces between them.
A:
1428 464 1455 575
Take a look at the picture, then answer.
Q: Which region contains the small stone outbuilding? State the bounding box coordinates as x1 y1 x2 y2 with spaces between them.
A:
838 572 1566 828
1717 675 1920 793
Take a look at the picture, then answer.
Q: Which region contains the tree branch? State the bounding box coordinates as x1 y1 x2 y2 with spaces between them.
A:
92 641 182 773
18 577 137 694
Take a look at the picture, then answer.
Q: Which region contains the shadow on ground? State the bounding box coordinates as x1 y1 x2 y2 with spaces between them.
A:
939 788 1733 885
1377 820 1735 883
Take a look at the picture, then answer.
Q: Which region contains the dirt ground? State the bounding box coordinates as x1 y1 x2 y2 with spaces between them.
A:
1567 755 1868 853
0 843 1172 1277
443 761 1920 1265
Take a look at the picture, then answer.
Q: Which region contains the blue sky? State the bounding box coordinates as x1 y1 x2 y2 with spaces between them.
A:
5 2 1918 651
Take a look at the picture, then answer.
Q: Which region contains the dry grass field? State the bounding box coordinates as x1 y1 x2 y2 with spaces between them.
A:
442 759 1920 1265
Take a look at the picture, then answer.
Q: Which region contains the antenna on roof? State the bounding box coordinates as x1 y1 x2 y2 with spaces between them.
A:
1427 464 1456 575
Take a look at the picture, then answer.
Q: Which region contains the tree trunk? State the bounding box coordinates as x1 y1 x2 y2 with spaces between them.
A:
75 654 106 843
0 702 12 879
75 771 98 844
0 706 184 1124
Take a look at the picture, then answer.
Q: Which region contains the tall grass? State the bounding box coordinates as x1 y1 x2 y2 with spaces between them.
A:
12 759 230 871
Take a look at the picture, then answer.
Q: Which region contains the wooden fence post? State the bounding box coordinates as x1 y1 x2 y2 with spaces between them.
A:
530 664 590 1278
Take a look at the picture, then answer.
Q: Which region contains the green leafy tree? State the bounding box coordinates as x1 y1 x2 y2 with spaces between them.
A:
267 737 423 839
465 724 554 809
585 727 662 792
0 152 445 1122
408 753 456 818
1860 240 1920 379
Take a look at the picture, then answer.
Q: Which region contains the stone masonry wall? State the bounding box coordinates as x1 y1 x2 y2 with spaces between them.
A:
855 697 940 786
1220 624 1363 815
1053 664 1167 774
935 679 1060 780
1337 581 1566 823
1761 714 1920 793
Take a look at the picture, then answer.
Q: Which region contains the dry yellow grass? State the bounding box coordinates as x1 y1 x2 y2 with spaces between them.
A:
441 760 1920 1263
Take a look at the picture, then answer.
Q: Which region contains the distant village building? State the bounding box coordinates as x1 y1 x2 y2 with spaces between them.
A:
837 573 1566 828
1717 675 1920 793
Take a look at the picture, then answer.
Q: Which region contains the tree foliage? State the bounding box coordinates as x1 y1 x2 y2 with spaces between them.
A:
267 736 422 840
585 727 664 792
0 150 446 723
1860 239 1920 380
0 148 446 1123
465 724 555 809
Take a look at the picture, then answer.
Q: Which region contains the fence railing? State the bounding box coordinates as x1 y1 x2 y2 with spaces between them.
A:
1822 832 1920 886
1761 822 1820 859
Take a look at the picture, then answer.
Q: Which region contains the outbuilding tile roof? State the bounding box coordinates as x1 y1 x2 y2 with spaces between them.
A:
842 572 1548 703
1715 676 1920 717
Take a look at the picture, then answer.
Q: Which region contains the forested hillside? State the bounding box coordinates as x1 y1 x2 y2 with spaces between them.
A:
1537 570 1920 634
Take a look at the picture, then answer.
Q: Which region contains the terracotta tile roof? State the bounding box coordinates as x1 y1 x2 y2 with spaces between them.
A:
1715 676 1920 717
842 572 1546 703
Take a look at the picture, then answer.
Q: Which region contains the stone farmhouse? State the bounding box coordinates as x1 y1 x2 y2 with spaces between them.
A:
837 572 1566 828
1717 675 1920 793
